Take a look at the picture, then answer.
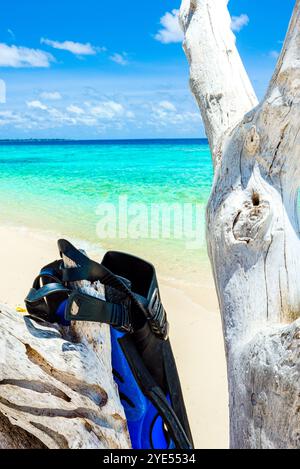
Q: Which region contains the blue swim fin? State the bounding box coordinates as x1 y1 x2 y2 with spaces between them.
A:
111 328 174 449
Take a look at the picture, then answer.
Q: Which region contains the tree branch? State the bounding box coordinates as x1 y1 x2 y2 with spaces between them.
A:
267 0 300 102
179 0 258 154
181 0 300 448
257 0 300 185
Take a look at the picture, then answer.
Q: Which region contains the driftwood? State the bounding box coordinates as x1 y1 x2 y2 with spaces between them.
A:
0 250 131 449
180 0 300 448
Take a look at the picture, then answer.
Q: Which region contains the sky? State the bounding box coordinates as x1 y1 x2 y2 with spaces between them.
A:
0 0 296 140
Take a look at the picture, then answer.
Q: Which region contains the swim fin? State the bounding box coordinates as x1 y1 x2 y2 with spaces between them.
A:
25 239 194 450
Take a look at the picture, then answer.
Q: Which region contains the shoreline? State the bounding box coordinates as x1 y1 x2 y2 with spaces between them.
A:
0 223 229 448
0 219 213 294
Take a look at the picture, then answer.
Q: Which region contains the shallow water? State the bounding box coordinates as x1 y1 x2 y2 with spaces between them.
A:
0 139 213 280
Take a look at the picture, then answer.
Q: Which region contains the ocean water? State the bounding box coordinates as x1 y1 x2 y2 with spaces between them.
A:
0 139 213 280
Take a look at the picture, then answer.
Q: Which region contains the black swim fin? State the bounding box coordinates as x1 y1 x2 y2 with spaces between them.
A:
25 239 194 449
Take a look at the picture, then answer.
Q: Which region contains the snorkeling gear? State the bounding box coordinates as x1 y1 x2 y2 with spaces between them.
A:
25 239 193 450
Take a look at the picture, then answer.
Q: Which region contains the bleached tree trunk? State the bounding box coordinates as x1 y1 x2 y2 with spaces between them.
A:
180 0 300 449
0 251 131 449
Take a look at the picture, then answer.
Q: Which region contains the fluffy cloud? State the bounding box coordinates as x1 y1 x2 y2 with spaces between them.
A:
0 111 22 125
0 80 6 104
26 100 48 110
231 14 249 32
1 88 201 136
40 91 62 100
151 107 200 128
110 52 129 66
155 9 183 44
90 101 125 119
7 99 132 132
159 100 176 112
41 38 102 55
0 43 53 68
150 98 200 128
126 111 135 119
67 105 85 114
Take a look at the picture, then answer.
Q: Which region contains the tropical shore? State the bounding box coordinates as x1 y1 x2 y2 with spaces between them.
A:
0 224 229 449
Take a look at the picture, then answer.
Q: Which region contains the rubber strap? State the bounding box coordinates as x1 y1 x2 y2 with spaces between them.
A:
26 283 69 303
25 282 70 322
58 239 150 318
58 239 169 338
31 260 63 289
64 291 132 331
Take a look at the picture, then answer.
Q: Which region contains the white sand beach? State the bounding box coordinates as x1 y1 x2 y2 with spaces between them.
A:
0 224 229 449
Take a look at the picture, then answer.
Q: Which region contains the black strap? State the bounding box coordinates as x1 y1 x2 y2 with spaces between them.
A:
25 239 168 337
58 239 168 339
64 291 132 332
25 279 133 332
26 283 69 303
25 282 70 322
31 260 64 289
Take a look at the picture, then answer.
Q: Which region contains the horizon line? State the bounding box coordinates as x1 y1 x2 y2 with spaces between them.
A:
0 137 209 144
0 137 208 141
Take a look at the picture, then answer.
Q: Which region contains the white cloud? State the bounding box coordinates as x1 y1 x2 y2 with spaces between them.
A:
40 91 62 100
150 98 200 127
67 105 85 114
106 101 124 113
231 14 249 32
155 9 183 44
126 111 135 119
23 99 127 129
0 80 6 104
26 100 48 110
0 43 53 68
159 100 176 112
151 108 200 128
4 89 202 135
269 50 280 59
0 110 25 126
110 52 128 66
90 101 125 119
41 38 101 55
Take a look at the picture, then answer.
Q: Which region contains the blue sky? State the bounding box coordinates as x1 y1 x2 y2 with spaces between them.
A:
0 0 296 139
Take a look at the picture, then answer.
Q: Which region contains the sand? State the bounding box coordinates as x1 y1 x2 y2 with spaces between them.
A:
0 224 229 449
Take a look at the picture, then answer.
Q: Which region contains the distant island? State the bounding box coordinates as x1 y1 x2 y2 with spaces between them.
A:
0 138 208 145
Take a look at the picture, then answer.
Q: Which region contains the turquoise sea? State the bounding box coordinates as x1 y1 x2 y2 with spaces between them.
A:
0 139 213 280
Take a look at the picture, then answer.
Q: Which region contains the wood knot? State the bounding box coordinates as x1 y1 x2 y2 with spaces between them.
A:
207 93 223 108
233 195 271 243
245 126 260 156
294 331 300 340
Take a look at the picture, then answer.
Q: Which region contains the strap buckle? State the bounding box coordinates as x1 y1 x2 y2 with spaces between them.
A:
148 288 169 340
